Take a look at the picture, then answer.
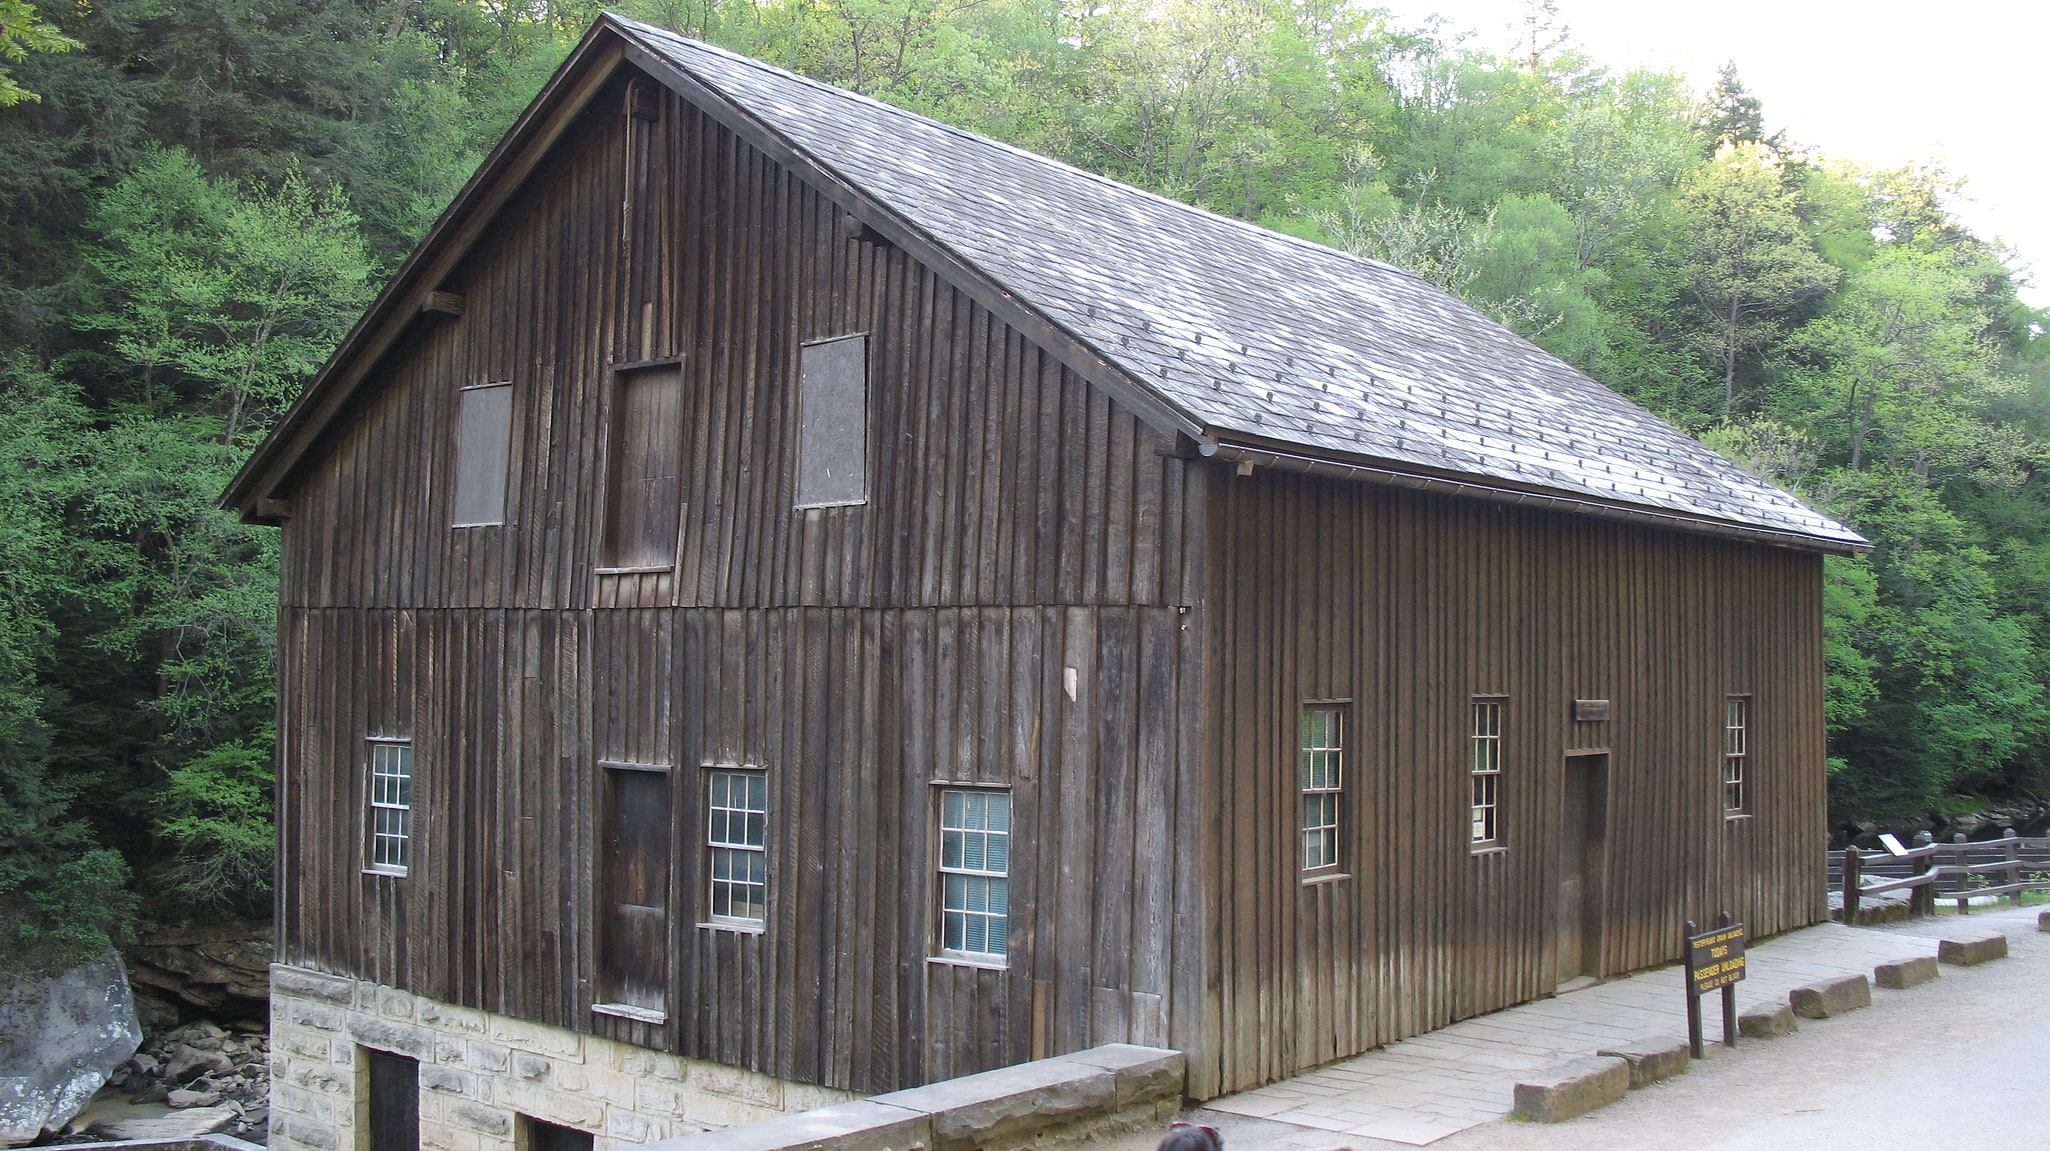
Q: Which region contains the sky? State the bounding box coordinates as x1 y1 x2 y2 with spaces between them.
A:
1374 0 2049 310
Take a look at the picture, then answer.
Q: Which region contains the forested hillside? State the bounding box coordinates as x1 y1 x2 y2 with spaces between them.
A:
2 0 2044 969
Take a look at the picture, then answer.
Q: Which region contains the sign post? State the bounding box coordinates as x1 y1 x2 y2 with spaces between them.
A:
1682 912 1745 1058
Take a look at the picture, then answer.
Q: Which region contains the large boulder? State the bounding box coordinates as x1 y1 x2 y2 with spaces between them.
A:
0 951 144 1145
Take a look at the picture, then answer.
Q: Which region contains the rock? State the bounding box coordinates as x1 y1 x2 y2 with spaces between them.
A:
1594 1036 1690 1087
1510 1057 1630 1123
87 1103 237 1141
1873 956 1940 989
166 1087 223 1109
129 990 183 1038
2039 909 2050 933
165 1045 234 1082
0 950 145 1143
1938 931 2009 966
1790 974 1872 1019
127 1053 162 1079
123 921 272 1015
1738 1001 1798 1038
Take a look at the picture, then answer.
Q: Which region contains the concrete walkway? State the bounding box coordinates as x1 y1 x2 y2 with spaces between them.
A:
1196 905 2043 1146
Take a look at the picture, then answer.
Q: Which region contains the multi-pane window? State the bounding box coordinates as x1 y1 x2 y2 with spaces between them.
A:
1300 707 1344 873
706 769 767 924
1724 697 1749 813
368 740 413 873
1470 700 1503 846
938 789 1010 960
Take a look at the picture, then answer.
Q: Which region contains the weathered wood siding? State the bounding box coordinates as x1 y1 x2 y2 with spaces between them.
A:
274 72 1209 1094
1199 469 1828 1094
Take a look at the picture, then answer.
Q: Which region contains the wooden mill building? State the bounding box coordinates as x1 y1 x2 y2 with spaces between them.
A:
227 15 1865 1148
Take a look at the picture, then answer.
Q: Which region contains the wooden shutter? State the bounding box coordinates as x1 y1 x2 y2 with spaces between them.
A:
602 366 684 568
796 335 869 507
452 383 514 526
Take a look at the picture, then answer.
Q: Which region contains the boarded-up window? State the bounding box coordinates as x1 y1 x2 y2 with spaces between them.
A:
602 366 683 569
365 1048 418 1151
596 763 670 1019
796 334 868 508
452 382 513 526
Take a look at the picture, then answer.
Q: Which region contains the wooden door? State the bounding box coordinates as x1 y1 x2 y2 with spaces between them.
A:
366 1049 418 1151
1557 753 1608 983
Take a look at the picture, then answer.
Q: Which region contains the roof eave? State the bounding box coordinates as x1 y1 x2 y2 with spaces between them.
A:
1200 436 1871 556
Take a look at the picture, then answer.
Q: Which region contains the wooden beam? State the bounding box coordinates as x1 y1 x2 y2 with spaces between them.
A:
421 291 466 317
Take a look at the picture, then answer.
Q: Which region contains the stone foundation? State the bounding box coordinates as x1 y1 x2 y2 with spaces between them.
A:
267 965 856 1151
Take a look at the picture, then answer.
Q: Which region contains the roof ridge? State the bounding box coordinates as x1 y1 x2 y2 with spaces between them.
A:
604 13 1435 290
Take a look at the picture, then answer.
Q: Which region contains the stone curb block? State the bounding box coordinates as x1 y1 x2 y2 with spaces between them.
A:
2039 909 2049 933
637 1100 932 1151
1593 1036 1690 1088
1053 1045 1186 1111
873 1058 1115 1151
637 1045 1183 1151
1510 1057 1630 1123
1790 974 1871 1019
1938 932 2009 966
1873 956 1939 990
1738 1001 1797 1038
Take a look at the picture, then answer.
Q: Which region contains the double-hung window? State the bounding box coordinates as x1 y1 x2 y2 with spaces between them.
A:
706 768 767 926
1724 697 1750 814
367 740 413 874
1300 706 1344 874
1470 699 1503 847
937 789 1010 961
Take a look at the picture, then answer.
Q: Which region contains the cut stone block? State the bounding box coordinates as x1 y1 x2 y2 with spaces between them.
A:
637 1100 931 1151
873 1056 1115 1151
1873 956 1939 989
1738 1001 1797 1038
2039 909 2049 933
1510 1056 1630 1123
1593 1036 1690 1088
1938 931 2009 966
1790 974 1871 1019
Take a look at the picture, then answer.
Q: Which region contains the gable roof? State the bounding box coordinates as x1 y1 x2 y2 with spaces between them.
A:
227 14 1864 555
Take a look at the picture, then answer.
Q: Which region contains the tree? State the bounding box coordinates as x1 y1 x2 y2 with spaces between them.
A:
0 0 76 105
79 149 374 441
1679 140 1838 417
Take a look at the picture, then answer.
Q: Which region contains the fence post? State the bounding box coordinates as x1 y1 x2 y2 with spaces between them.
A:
1954 833 1970 915
2004 829 2021 906
1842 846 1862 925
1911 832 1935 918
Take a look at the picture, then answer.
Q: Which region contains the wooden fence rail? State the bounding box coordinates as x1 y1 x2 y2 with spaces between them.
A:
1832 831 2050 922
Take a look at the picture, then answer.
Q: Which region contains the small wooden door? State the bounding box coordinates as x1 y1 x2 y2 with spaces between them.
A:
366 1049 419 1151
1557 753 1609 984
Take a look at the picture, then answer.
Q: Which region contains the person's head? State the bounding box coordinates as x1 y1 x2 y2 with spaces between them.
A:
1156 1121 1223 1151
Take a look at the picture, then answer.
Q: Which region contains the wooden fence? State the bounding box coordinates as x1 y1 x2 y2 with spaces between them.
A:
1830 831 2050 921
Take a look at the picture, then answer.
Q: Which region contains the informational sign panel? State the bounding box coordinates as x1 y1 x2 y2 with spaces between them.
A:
1686 922 1746 995
1682 916 1745 1055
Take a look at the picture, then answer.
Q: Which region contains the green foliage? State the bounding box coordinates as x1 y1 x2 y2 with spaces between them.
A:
0 0 76 105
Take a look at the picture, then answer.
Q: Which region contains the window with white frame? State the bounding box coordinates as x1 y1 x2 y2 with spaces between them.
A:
937 789 1010 960
1300 706 1344 873
706 768 767 925
368 740 413 874
1471 699 1503 846
1724 697 1749 814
